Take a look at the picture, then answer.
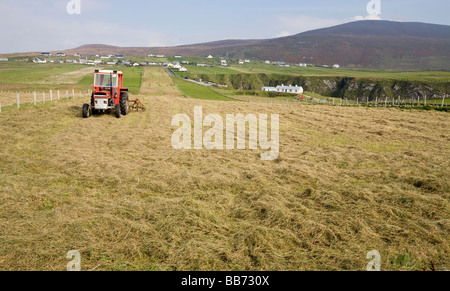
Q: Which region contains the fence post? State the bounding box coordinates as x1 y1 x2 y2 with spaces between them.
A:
443 94 446 107
34 91 36 106
72 89 75 99
58 90 60 101
66 90 69 100
424 95 427 107
50 90 53 102
385 97 388 107
17 93 20 109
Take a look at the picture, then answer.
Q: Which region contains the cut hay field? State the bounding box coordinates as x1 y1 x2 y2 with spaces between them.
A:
0 67 448 271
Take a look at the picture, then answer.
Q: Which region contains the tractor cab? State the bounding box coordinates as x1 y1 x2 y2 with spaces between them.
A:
83 70 130 118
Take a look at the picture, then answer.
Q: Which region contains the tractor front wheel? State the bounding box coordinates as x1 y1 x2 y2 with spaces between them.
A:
115 104 121 119
82 104 91 118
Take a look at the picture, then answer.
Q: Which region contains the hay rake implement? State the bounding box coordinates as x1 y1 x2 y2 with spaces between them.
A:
129 99 147 111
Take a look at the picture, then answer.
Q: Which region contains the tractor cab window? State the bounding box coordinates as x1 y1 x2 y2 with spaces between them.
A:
94 74 118 88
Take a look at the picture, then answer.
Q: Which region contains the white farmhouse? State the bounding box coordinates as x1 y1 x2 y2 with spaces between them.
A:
33 58 47 64
0 58 8 62
333 64 340 68
262 85 304 94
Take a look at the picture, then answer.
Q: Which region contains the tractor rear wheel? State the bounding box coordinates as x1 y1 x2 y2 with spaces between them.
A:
120 92 129 116
115 104 121 119
82 104 91 118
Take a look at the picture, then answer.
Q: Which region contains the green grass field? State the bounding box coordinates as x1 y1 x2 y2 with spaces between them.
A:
174 65 242 77
0 62 88 84
230 63 450 83
172 77 235 101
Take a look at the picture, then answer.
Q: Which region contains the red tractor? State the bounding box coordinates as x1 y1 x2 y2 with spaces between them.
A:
82 70 129 118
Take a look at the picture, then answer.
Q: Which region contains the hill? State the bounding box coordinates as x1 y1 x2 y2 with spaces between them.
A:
60 20 450 71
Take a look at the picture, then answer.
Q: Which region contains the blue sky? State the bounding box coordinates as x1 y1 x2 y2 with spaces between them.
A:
0 0 449 53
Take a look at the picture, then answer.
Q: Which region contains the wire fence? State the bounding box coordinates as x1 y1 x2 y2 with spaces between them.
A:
239 94 448 108
0 89 92 112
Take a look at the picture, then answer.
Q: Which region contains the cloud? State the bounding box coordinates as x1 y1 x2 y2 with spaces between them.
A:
276 31 292 38
354 14 383 21
0 1 174 53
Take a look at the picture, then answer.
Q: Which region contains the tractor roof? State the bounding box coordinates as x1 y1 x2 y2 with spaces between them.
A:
95 70 123 74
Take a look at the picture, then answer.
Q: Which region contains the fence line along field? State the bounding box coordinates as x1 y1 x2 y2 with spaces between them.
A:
0 66 448 271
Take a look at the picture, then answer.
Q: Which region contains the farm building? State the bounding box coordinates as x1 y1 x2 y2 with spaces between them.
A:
206 55 214 59
179 67 188 72
41 52 51 57
0 58 8 62
175 55 182 59
56 52 65 57
33 58 47 64
220 60 228 66
262 85 304 94
333 64 340 68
